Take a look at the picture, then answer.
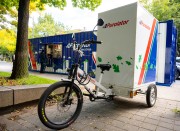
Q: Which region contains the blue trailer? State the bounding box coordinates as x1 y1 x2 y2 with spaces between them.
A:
156 20 178 86
28 31 97 75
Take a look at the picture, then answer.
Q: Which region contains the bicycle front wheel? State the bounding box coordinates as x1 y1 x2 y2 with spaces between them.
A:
38 81 83 130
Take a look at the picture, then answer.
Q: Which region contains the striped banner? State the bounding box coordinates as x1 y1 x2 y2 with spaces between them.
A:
92 52 96 64
138 19 157 85
28 41 37 70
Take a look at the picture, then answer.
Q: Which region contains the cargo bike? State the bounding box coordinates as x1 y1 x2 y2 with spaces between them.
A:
38 2 158 130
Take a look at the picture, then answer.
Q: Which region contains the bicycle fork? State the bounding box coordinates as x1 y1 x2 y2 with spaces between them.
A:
65 64 78 105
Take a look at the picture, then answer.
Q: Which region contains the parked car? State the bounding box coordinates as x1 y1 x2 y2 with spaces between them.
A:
176 57 180 79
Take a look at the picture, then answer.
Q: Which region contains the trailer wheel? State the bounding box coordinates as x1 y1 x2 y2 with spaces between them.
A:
146 84 157 107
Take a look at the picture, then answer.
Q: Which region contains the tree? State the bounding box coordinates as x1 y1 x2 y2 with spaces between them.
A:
0 0 102 79
0 29 16 57
139 0 180 55
29 14 71 38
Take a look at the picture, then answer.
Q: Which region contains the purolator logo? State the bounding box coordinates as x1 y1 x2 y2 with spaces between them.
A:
103 20 129 28
139 20 150 30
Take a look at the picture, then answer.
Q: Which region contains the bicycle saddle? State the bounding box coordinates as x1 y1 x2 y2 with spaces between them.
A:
97 64 111 72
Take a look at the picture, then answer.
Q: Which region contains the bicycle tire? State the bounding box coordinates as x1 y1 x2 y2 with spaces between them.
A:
38 81 83 130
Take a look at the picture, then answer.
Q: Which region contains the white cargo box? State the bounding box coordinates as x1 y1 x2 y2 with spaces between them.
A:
96 2 158 98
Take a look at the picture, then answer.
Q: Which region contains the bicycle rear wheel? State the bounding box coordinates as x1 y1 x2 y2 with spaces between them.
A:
38 81 83 130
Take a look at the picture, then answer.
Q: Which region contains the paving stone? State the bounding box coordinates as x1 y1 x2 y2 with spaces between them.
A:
156 126 173 131
24 121 39 130
21 115 50 130
127 119 143 127
161 112 177 120
78 117 97 125
158 121 174 130
2 118 31 131
70 121 87 131
144 117 159 125
147 114 161 120
149 110 163 116
174 125 180 131
20 112 33 118
137 110 151 115
115 116 131 123
81 125 100 131
120 112 134 118
175 120 180 126
132 115 145 121
140 122 157 131
17 118 28 125
91 121 109 130
175 115 180 121
138 128 151 131
103 125 125 131
110 119 125 129
60 127 74 131
123 123 139 131
160 117 174 124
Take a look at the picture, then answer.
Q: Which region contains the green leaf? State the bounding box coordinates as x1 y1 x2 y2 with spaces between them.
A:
125 61 131 66
112 64 120 73
116 56 122 61
98 57 102 62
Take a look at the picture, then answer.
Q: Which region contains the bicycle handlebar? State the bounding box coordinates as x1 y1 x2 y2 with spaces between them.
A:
82 40 102 45
73 40 102 55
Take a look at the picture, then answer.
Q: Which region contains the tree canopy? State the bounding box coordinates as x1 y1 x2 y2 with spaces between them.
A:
140 0 180 55
0 0 102 30
0 0 102 79
29 14 71 38
0 29 16 56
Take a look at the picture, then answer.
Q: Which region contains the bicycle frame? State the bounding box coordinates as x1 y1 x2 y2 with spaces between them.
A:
63 62 113 99
77 67 113 97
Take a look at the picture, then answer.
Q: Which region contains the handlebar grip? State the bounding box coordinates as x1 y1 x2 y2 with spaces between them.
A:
91 40 102 44
83 40 102 44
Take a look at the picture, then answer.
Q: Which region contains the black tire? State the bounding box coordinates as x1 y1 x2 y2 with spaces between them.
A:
38 81 83 130
146 84 157 107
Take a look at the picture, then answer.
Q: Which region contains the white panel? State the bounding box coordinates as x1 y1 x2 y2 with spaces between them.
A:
156 23 167 83
134 3 157 87
97 2 157 97
97 2 137 94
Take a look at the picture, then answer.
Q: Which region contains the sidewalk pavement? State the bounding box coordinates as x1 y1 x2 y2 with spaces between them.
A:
0 95 180 131
0 72 180 131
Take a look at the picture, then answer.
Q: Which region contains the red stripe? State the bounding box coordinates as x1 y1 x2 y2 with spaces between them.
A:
28 41 37 70
138 19 157 85
92 53 96 64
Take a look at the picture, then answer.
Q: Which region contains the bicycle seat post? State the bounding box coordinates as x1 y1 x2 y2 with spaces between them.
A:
96 71 103 95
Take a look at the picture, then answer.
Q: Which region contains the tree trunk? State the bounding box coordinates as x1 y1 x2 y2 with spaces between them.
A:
11 0 30 79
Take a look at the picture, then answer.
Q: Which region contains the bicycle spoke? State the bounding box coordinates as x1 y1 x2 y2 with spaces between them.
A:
44 86 78 124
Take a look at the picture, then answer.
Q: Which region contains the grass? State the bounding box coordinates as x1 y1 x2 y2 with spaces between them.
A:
0 71 57 86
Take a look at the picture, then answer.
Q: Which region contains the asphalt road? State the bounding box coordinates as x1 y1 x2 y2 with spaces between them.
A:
0 61 12 72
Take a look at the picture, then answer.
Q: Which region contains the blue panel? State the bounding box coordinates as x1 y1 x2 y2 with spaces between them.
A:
156 82 172 87
158 20 178 86
164 20 173 84
144 23 158 83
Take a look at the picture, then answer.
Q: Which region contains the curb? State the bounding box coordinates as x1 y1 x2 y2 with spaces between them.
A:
0 84 50 108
